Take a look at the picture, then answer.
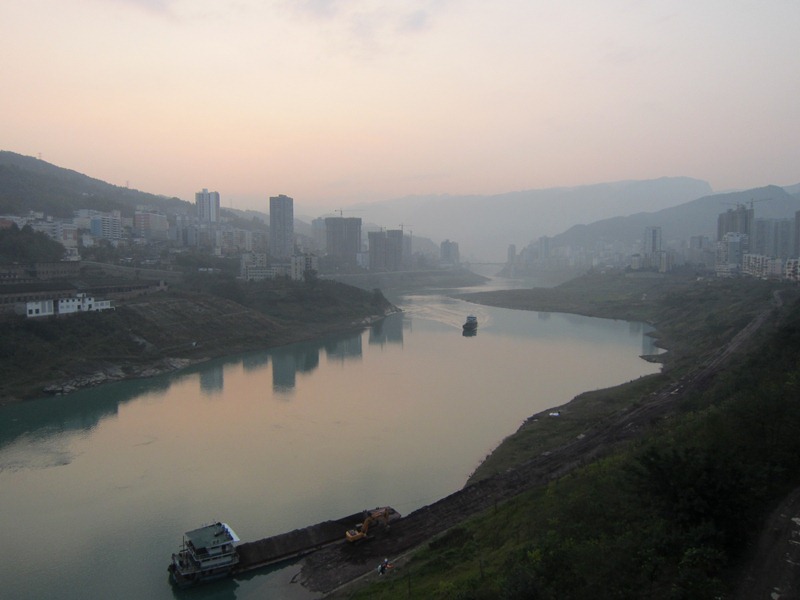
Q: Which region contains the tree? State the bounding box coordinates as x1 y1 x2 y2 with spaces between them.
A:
0 224 65 263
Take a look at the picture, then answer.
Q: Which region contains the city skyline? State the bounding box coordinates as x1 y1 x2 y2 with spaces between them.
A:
2 1 799 213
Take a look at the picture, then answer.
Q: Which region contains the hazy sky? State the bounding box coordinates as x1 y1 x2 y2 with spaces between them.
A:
2 0 799 213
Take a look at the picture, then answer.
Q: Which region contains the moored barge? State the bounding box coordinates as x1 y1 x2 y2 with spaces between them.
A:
168 507 401 587
169 521 240 587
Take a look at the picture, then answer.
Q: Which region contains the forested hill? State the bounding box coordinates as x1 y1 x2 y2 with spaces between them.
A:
0 151 190 217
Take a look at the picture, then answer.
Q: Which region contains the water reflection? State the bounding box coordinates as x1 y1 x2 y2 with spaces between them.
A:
0 308 659 462
272 346 321 393
242 353 269 373
0 324 402 451
0 294 661 600
368 314 404 346
200 366 225 395
323 335 362 364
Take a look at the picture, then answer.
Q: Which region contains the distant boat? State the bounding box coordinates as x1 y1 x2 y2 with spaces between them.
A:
462 315 478 332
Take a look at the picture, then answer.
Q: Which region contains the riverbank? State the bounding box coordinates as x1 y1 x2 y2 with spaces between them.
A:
309 271 800 598
1 268 495 405
456 271 791 478
0 280 398 405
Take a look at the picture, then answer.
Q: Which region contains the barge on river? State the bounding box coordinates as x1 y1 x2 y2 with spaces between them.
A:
462 315 478 335
168 521 241 587
168 507 401 587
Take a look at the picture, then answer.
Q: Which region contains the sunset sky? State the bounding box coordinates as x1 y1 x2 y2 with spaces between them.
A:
2 0 799 213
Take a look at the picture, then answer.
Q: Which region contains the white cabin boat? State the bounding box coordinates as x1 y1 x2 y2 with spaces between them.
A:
168 522 240 587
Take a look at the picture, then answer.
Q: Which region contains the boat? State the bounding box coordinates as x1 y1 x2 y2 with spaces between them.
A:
168 507 401 587
168 522 241 587
462 315 478 332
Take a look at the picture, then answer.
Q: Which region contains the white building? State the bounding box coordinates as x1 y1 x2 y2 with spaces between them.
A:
15 299 55 318
786 258 800 283
240 252 270 281
57 293 113 315
291 254 319 281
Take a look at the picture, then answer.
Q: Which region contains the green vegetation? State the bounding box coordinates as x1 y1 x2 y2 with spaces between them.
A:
0 151 190 218
459 271 776 376
342 273 800 599
181 275 394 325
0 276 394 402
0 223 66 263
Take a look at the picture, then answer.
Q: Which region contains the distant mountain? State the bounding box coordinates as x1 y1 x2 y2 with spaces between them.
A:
0 151 191 217
552 185 800 251
784 183 800 198
10 150 795 264
349 177 713 261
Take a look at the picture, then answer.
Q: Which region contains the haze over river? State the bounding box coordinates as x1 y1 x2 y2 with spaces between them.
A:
0 279 660 600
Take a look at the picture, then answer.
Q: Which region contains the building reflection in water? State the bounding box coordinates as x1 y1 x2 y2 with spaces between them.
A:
233 315 408 395
324 334 362 363
199 365 224 395
632 321 659 357
272 345 321 393
272 353 296 393
242 353 269 373
369 313 404 346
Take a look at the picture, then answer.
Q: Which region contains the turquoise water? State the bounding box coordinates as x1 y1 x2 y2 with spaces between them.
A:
0 292 659 599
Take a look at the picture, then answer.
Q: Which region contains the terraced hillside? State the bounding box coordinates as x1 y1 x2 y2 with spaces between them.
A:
0 281 396 404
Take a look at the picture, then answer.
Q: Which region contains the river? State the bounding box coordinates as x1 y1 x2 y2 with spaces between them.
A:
0 280 660 600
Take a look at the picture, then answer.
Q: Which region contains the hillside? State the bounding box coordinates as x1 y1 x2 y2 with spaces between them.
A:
0 150 191 217
0 279 396 404
552 184 800 250
300 273 800 599
347 177 713 261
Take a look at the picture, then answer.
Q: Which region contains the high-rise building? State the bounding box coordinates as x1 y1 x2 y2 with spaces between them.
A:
717 204 753 248
537 236 551 260
311 217 327 254
440 239 460 265
269 194 294 259
196 189 220 223
642 226 662 258
134 208 169 241
385 229 404 271
716 231 747 276
89 210 122 240
368 231 387 271
507 244 517 265
325 217 362 266
688 235 714 268
753 218 794 259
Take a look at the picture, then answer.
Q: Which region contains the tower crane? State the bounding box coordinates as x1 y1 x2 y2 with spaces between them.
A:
334 208 365 217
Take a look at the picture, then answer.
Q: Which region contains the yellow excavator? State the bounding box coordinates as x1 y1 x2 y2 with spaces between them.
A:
345 507 399 543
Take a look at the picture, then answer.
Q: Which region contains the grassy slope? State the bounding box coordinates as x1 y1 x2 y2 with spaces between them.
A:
0 278 394 403
342 272 800 600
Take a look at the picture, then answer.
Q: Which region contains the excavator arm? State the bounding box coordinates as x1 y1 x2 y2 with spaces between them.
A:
345 507 396 543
